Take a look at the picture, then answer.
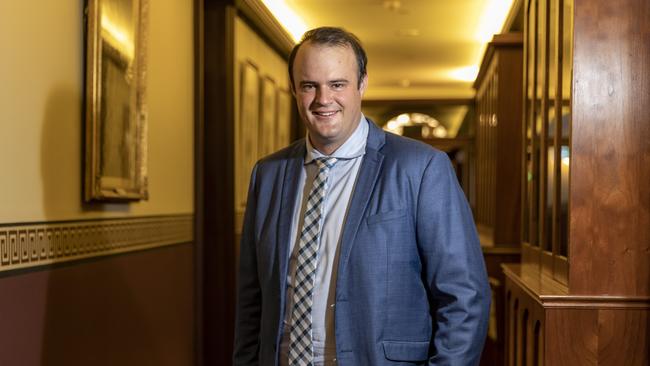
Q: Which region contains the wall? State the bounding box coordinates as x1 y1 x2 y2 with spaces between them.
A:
0 0 194 223
233 16 290 228
0 0 195 364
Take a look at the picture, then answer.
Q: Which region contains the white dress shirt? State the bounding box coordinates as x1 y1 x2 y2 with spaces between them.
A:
280 117 369 365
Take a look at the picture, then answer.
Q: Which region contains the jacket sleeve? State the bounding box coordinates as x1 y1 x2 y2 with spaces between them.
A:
233 164 262 365
415 152 491 366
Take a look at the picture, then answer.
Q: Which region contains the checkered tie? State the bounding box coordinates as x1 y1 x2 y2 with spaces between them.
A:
288 157 338 366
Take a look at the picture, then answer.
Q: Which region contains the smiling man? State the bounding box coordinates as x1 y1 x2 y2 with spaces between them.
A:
234 27 490 366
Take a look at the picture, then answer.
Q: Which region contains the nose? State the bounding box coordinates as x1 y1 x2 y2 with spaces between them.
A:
314 85 333 105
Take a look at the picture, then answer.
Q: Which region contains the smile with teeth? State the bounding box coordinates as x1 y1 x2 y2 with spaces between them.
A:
313 110 338 117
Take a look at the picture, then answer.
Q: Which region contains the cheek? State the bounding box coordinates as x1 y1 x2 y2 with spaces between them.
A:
298 96 314 110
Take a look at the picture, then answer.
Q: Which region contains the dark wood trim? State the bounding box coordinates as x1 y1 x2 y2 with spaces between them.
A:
197 1 237 365
540 250 554 278
474 32 523 90
503 0 525 33
504 264 650 308
235 0 294 57
193 0 205 364
553 255 568 284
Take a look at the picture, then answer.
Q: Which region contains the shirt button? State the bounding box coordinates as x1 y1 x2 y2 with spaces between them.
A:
330 303 335 308
333 358 337 363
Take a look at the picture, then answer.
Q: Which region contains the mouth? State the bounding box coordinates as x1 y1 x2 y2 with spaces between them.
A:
312 110 339 117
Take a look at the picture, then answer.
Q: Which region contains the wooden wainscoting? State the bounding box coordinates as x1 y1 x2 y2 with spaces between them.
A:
503 264 650 365
481 247 521 366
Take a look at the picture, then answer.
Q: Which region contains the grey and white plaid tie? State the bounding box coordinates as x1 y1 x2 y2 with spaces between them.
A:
288 157 338 366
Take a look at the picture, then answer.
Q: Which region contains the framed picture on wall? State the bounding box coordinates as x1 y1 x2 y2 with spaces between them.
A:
276 89 292 150
259 76 277 158
84 0 149 202
237 60 260 212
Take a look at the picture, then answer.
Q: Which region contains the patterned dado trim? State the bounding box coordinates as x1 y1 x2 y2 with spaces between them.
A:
0 215 193 272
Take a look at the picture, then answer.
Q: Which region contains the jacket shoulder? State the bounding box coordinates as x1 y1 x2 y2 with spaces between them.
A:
381 131 447 165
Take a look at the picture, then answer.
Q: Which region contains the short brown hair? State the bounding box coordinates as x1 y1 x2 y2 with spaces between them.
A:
288 27 368 90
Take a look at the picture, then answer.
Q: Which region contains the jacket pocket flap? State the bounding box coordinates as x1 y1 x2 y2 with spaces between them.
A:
382 340 429 362
367 209 407 225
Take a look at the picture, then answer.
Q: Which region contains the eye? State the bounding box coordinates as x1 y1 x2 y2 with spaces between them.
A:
331 82 346 90
300 84 315 92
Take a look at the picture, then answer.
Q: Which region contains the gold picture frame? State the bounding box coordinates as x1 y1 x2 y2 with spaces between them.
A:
259 76 277 158
84 0 149 202
236 60 260 213
276 89 292 150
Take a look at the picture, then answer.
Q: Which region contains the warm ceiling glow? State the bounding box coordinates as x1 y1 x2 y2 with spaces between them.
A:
261 0 308 43
448 66 479 82
474 0 515 42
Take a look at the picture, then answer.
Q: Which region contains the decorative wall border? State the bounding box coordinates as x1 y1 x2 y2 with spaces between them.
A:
0 214 193 272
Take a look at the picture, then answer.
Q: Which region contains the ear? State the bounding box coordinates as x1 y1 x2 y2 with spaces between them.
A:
358 74 368 96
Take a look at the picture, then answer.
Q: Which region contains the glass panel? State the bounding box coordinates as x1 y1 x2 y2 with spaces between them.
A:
532 0 543 248
559 0 573 257
526 0 539 246
537 0 549 251
522 0 532 244
546 0 558 254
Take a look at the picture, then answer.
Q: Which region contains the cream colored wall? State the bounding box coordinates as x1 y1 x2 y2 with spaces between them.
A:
233 16 290 221
0 0 194 223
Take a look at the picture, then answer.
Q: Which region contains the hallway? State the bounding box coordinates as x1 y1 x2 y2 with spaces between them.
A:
0 0 648 365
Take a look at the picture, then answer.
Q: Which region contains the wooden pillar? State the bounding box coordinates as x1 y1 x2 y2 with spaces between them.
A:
195 1 237 365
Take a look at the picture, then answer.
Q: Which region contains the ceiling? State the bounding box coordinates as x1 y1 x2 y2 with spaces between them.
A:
261 0 521 100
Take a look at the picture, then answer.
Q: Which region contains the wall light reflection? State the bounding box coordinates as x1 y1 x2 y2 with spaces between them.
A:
475 0 516 42
260 0 308 43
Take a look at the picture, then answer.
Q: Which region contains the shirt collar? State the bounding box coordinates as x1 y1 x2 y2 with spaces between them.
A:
305 115 369 164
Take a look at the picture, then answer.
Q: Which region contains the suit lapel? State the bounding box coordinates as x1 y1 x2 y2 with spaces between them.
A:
337 120 385 277
277 141 305 292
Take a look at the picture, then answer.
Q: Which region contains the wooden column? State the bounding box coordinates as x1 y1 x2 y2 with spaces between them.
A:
195 1 237 365
504 0 650 364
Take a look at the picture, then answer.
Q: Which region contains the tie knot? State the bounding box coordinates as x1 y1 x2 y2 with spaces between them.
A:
315 157 338 170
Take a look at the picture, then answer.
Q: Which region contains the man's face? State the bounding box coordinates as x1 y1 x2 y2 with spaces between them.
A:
292 42 367 154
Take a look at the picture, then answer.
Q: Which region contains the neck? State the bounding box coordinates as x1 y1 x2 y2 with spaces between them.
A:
309 136 341 156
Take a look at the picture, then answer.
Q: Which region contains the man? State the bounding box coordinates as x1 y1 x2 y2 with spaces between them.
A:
234 27 490 366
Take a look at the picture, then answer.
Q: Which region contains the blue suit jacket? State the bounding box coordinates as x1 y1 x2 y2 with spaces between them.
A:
234 121 490 365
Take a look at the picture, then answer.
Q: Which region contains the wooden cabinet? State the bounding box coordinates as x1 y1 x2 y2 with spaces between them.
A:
474 33 524 248
504 0 650 364
474 33 524 366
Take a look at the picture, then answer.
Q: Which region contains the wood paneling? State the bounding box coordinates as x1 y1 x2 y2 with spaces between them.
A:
546 309 649 365
495 45 524 246
474 33 524 366
481 247 521 366
196 1 237 365
569 0 650 296
474 33 524 248
504 264 650 365
545 309 598 365
0 244 194 366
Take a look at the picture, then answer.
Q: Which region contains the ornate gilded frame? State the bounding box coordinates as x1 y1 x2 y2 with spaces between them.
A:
84 0 149 201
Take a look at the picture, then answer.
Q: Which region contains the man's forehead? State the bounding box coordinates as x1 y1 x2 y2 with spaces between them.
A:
298 41 354 57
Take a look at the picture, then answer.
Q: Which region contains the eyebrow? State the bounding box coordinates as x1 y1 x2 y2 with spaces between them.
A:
298 79 349 85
